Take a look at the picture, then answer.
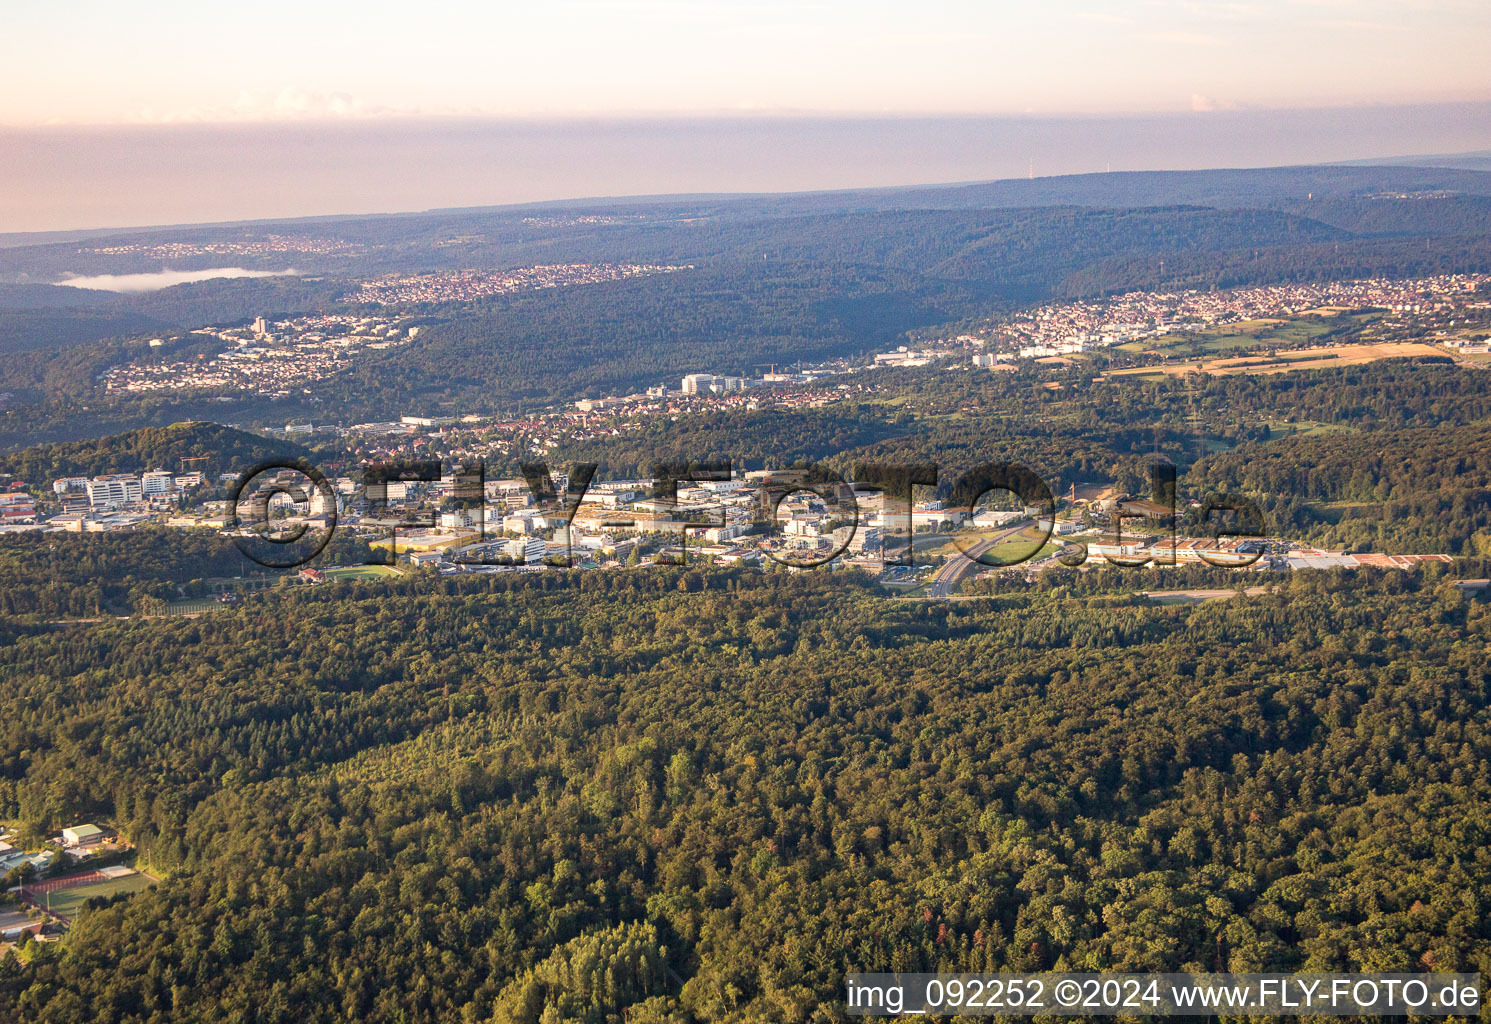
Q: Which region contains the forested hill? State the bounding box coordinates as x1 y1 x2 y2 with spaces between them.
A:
0 421 306 488
0 568 1488 1021
3 162 1490 288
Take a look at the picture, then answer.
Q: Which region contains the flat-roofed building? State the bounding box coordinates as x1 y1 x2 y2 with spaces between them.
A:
141 470 175 496
504 537 547 564
87 474 142 508
62 823 105 847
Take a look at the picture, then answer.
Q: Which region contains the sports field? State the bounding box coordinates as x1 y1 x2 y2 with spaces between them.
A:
27 873 157 920
319 564 404 580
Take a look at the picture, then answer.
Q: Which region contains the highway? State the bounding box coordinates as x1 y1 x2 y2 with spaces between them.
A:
927 524 1028 598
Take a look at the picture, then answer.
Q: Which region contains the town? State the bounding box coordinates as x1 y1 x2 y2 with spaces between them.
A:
7 270 1489 601
348 263 693 305
101 312 422 399
954 272 1491 361
1 452 1469 604
74 234 363 260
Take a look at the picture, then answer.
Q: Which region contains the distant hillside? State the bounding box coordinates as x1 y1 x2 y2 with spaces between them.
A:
0 421 308 489
0 308 173 356
831 164 1491 213
3 162 1491 428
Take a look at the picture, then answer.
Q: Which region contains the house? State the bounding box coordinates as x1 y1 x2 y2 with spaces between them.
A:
61 824 105 848
0 918 43 941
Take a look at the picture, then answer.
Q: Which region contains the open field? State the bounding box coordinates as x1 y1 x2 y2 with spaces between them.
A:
975 524 1062 566
320 564 404 581
1143 588 1270 604
165 596 223 615
1102 341 1448 380
1119 317 1332 356
982 537 1061 565
1265 419 1357 438
1303 499 1380 523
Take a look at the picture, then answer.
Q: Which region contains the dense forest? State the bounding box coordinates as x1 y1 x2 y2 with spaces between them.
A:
4 163 1490 281
343 262 972 411
0 529 377 623
1188 422 1491 555
0 567 1488 1022
0 422 308 491
0 531 258 621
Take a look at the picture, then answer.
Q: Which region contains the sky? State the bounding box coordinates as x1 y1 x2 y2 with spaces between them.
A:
5 0 1490 125
2 2 1490 233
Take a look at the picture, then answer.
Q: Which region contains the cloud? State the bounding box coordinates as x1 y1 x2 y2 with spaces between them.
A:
1191 93 1243 112
127 87 416 125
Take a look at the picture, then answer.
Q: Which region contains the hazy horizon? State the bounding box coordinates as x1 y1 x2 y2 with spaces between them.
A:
10 1 1490 127
4 104 1491 235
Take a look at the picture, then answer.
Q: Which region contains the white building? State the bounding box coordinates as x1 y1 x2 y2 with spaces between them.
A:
912 506 966 528
504 537 547 564
972 509 1024 528
503 512 538 534
53 476 88 495
61 823 105 847
681 373 717 394
439 509 476 529
141 470 175 496
831 525 881 554
87 474 142 508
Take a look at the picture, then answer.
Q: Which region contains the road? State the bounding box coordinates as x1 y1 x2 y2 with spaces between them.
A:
927 524 1028 598
1140 587 1270 603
